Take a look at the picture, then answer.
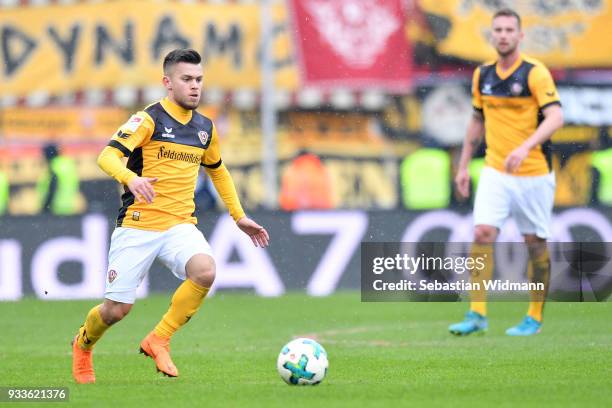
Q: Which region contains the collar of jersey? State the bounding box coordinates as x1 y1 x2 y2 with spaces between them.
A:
495 53 524 80
160 97 192 125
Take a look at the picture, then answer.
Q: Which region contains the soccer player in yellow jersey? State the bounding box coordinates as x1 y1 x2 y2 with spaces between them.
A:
449 9 564 336
71 49 270 383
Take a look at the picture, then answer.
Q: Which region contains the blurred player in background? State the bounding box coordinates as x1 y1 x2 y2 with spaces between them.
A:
449 9 564 336
38 143 80 215
71 48 269 383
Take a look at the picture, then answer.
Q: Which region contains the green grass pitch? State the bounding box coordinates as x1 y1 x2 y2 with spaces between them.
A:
0 293 610 407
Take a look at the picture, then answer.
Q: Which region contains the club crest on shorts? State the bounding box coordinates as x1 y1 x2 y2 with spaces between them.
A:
108 269 117 283
198 130 210 145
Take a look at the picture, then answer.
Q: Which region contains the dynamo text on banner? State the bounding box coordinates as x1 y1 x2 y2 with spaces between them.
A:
0 0 298 96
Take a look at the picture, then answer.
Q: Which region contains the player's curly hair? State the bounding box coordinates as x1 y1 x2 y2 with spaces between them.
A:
163 49 202 74
493 8 521 29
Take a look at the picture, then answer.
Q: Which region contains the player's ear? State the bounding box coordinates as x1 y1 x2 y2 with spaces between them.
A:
162 75 172 91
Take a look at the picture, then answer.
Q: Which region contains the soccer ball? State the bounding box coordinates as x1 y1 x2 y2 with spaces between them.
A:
277 338 328 385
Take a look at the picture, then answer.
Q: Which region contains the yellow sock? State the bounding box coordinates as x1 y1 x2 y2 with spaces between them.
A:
527 301 544 323
77 305 110 350
155 279 209 339
527 247 550 323
469 243 494 316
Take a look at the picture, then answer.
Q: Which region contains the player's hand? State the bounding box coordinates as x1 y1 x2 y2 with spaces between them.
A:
504 146 529 173
237 217 270 248
454 168 471 200
127 176 158 204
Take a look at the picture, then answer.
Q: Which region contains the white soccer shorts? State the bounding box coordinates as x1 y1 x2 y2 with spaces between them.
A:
105 223 213 304
473 166 556 239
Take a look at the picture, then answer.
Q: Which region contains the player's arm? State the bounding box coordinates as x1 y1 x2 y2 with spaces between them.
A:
202 126 269 247
456 68 485 199
518 104 563 152
457 111 485 172
505 66 564 173
97 112 158 203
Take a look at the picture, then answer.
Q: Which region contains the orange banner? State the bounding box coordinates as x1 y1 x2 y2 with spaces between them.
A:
0 107 129 141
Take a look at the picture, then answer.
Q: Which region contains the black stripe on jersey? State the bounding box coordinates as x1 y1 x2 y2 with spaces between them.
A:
540 101 562 110
537 102 558 173
145 102 214 149
201 159 222 169
144 102 162 118
478 61 534 98
541 140 553 173
108 140 132 157
116 147 143 227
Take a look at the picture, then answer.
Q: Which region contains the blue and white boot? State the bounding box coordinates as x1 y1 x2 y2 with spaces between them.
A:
505 316 542 336
448 311 488 336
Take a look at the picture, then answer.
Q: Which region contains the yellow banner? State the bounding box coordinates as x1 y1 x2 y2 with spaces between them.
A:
0 107 128 140
0 0 298 96
418 0 612 67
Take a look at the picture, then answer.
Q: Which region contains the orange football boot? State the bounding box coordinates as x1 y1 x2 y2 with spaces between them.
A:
139 331 179 377
71 335 95 384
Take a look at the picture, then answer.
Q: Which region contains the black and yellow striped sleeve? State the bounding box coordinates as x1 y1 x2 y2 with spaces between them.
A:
107 111 154 156
528 64 561 109
99 110 154 184
201 124 222 169
472 66 482 112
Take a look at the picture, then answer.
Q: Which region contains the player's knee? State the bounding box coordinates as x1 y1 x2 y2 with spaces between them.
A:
524 235 547 257
100 300 132 325
191 267 215 288
524 234 545 246
186 254 216 288
474 226 497 244
108 304 131 324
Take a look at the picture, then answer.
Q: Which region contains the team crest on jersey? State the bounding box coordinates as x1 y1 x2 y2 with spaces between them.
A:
482 83 492 95
108 269 117 283
198 130 210 145
511 82 523 95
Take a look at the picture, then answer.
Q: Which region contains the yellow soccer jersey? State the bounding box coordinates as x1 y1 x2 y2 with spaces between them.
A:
102 97 244 231
472 54 561 176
